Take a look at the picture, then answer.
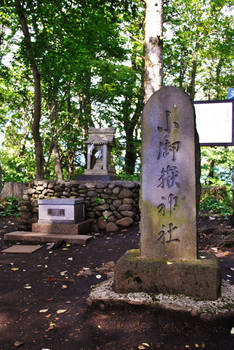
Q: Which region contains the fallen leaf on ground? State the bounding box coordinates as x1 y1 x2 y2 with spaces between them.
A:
39 309 49 313
60 271 67 276
138 343 150 350
11 267 19 271
14 340 24 347
46 322 56 331
56 309 67 314
24 284 31 289
215 251 231 257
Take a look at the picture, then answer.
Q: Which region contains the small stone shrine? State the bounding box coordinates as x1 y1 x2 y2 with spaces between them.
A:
4 197 92 244
114 87 221 300
81 128 117 180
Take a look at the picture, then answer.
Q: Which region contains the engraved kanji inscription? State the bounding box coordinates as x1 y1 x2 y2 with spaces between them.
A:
156 223 180 244
48 209 65 217
157 140 180 161
157 193 178 216
157 165 180 189
157 110 171 133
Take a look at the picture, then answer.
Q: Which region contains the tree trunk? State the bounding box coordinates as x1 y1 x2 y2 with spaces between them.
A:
15 0 44 179
144 0 163 103
188 41 199 100
124 128 137 174
52 143 63 181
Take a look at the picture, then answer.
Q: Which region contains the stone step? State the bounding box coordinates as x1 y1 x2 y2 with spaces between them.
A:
4 231 92 245
32 219 91 235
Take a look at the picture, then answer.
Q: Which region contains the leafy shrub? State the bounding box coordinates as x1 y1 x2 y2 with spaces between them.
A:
199 186 232 216
0 197 21 217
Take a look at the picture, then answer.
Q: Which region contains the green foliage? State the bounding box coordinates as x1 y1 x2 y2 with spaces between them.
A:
0 197 21 217
200 146 234 186
199 186 232 216
0 0 233 181
95 197 103 204
200 146 233 216
118 172 140 182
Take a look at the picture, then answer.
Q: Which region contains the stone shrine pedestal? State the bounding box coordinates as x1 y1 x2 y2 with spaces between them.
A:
114 87 221 300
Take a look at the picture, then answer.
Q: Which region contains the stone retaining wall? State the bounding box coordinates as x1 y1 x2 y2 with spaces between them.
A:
21 180 140 232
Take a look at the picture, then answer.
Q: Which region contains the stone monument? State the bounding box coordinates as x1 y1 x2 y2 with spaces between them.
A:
78 127 117 181
114 87 221 300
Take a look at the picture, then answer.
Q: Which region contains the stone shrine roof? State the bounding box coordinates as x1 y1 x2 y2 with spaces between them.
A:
85 127 115 145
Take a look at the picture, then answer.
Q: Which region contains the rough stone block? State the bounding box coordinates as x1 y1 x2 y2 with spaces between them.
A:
116 217 133 227
114 250 221 300
106 222 119 232
32 220 91 235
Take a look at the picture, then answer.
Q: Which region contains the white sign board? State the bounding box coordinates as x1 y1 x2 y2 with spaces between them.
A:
194 101 233 145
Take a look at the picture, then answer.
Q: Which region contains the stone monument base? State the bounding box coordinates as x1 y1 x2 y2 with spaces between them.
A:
114 250 221 300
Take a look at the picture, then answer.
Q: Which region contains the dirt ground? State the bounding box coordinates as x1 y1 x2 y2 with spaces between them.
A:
0 216 233 350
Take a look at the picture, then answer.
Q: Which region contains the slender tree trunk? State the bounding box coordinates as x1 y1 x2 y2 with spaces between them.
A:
188 41 200 100
15 0 44 179
52 143 63 181
144 0 163 103
125 132 137 174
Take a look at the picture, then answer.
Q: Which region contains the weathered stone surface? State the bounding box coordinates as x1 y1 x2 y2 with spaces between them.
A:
123 198 134 204
106 222 119 232
87 191 97 197
101 194 109 199
1 244 42 254
32 220 91 235
119 204 132 211
113 211 122 219
119 189 133 199
120 210 135 217
116 217 133 227
27 188 36 194
96 204 109 211
104 188 112 194
141 87 197 261
114 250 221 300
112 200 122 208
22 195 30 201
112 187 120 194
4 231 92 245
98 217 107 230
96 183 106 189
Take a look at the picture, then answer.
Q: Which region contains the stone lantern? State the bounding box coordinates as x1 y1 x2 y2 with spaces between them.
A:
82 127 117 180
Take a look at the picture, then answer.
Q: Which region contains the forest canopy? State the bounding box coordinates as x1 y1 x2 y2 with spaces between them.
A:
0 0 233 185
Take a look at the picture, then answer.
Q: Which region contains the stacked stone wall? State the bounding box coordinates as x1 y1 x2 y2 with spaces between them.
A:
21 180 140 232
